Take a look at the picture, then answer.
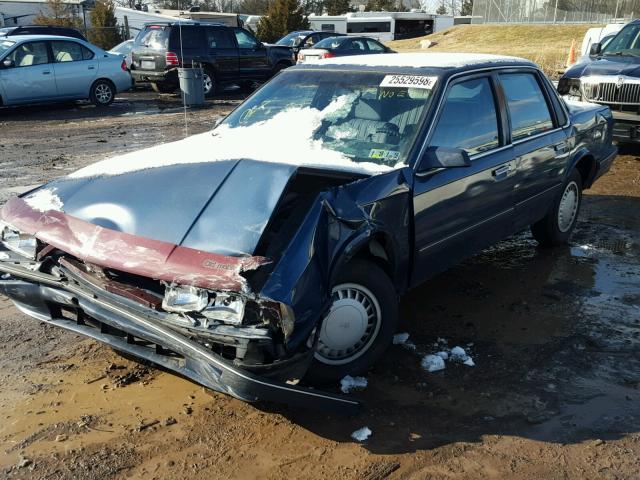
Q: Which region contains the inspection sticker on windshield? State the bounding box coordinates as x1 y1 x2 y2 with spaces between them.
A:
380 75 437 90
369 149 400 161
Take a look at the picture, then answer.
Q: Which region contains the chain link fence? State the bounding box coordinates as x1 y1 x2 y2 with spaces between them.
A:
471 0 640 24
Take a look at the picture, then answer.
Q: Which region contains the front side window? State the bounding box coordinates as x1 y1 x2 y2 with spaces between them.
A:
346 39 368 51
235 29 258 49
500 73 553 141
6 41 49 67
51 41 94 62
430 77 500 155
220 70 435 170
366 39 386 52
602 24 640 56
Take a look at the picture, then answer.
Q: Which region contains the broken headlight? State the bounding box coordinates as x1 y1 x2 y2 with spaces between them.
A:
162 284 208 313
558 78 582 100
201 292 246 325
0 221 37 259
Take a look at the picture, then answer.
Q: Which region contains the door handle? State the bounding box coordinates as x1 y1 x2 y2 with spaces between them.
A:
88 66 95 70
42 71 51 75
554 142 569 154
492 164 511 179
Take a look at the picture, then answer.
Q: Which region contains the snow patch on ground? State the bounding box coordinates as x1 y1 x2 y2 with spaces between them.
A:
340 375 368 393
23 188 64 213
421 354 445 372
351 427 372 442
67 95 394 180
393 332 410 344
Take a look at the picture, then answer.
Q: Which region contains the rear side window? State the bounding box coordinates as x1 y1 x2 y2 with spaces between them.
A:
170 26 203 49
51 41 94 62
500 73 554 141
346 39 368 51
430 77 500 155
206 28 234 49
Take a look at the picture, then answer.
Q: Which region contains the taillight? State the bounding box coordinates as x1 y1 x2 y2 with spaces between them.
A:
166 52 179 66
322 52 336 59
297 52 305 62
121 59 127 71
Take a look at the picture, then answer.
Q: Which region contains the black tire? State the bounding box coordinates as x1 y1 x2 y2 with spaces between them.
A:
305 259 398 384
202 68 216 98
531 169 583 247
150 81 177 94
90 79 115 106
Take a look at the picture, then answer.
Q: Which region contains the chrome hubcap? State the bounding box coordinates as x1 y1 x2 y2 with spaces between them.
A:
202 73 213 94
95 83 112 104
315 283 381 366
558 181 579 233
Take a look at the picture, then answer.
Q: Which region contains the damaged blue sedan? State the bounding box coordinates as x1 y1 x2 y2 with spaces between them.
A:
0 53 616 412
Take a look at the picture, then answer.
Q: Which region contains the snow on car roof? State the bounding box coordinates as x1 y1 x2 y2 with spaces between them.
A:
317 52 534 69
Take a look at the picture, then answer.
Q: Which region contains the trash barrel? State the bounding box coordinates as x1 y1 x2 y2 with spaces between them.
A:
178 67 205 107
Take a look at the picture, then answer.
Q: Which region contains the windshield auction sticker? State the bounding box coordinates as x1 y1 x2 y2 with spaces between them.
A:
380 75 438 90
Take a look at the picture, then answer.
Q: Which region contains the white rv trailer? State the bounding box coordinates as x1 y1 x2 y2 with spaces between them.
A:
308 12 454 42
115 6 249 38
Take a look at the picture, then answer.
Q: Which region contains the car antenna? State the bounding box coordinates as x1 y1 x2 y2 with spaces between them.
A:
177 8 188 138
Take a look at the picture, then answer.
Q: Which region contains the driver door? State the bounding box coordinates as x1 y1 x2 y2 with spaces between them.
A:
233 28 269 79
0 41 56 103
411 74 517 285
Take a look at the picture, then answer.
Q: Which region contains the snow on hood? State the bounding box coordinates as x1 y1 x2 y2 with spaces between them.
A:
23 188 64 213
319 52 532 69
68 95 394 180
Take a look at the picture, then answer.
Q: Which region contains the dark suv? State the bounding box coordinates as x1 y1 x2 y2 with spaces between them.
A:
0 25 87 41
130 22 294 97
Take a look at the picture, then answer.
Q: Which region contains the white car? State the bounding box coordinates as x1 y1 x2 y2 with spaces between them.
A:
0 34 132 107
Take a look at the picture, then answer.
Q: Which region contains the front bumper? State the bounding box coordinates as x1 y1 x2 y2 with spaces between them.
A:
0 259 359 414
611 110 640 143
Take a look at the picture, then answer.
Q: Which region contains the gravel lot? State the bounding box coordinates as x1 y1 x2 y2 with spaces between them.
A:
1 91 639 480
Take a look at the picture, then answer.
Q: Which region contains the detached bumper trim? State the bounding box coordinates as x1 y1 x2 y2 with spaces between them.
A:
0 261 360 414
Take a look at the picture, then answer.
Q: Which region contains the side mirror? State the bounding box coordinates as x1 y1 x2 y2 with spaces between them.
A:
2 58 14 68
590 42 602 56
417 147 471 172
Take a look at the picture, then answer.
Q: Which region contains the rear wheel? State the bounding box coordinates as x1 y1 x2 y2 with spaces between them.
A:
305 259 398 383
202 68 216 98
90 80 115 106
531 169 582 247
150 81 177 94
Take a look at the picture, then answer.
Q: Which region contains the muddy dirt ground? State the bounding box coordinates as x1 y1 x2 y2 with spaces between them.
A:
1 91 639 479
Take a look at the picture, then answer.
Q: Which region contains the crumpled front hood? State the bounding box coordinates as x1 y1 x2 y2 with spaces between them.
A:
17 159 297 257
566 55 640 78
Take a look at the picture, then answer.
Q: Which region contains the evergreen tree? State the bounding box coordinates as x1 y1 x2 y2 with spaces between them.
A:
325 0 350 15
435 2 447 14
256 0 308 43
33 0 82 28
364 0 403 11
460 0 472 15
88 0 122 49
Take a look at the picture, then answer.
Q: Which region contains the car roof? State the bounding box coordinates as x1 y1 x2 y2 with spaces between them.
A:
1 34 86 42
313 52 535 70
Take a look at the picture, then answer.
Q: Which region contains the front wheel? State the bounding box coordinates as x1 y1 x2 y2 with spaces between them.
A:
531 169 583 247
90 80 115 106
305 259 398 383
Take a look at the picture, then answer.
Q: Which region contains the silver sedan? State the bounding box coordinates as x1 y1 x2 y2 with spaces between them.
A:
0 35 132 107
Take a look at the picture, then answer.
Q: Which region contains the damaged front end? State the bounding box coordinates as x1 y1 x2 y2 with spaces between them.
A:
0 199 359 413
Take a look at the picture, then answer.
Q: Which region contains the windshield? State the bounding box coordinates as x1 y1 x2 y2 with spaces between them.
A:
314 37 346 49
0 39 15 56
602 24 640 56
220 69 435 171
276 31 308 46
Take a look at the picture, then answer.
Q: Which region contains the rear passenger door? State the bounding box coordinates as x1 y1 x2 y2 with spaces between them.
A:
233 28 270 79
499 71 570 230
50 40 97 98
412 74 517 284
205 27 238 80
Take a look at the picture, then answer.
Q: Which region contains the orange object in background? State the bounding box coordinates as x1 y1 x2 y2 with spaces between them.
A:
566 39 577 67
